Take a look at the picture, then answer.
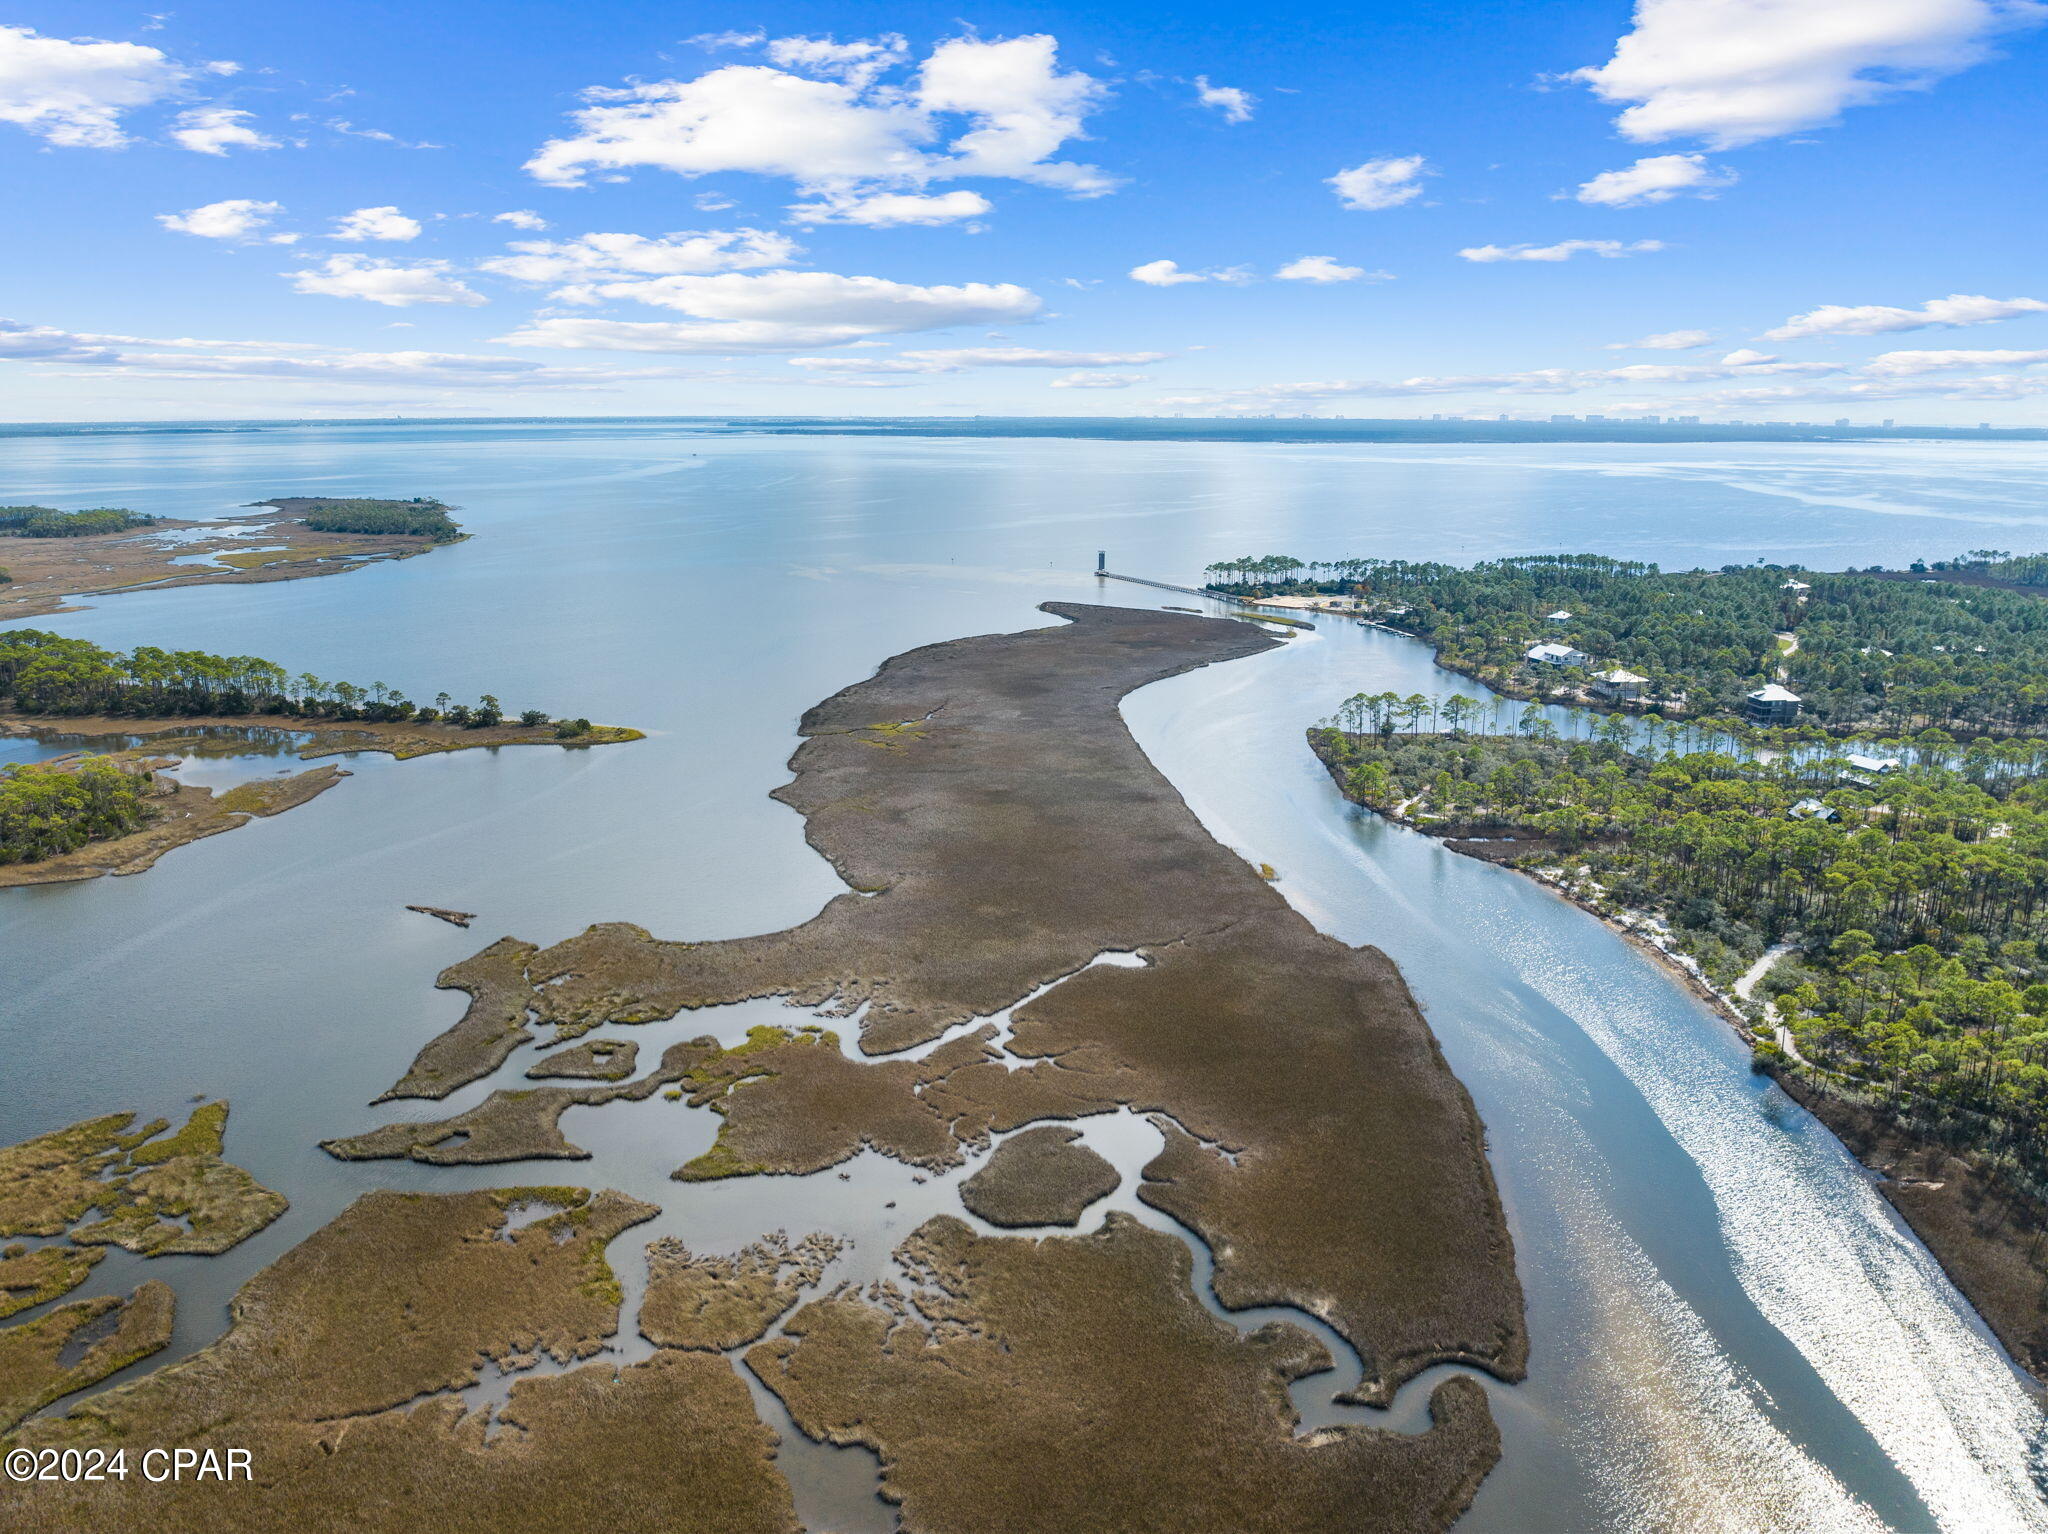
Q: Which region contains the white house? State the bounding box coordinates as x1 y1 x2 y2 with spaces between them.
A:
1789 797 1839 822
1526 642 1591 668
1845 753 1901 775
1590 667 1646 701
1781 579 1811 593
1546 609 1573 623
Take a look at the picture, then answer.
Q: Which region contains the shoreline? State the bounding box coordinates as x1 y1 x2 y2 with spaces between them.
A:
1312 747 2048 1393
1 713 643 886
0 512 458 624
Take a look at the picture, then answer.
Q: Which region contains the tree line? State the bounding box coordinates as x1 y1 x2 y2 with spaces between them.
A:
290 498 461 541
0 506 158 537
1311 717 2048 1197
0 628 592 735
1209 551 2048 738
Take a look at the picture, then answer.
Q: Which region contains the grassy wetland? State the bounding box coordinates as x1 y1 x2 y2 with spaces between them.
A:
5 602 1525 1532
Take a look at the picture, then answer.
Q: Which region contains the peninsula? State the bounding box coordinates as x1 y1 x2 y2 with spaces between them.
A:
1242 549 2048 1384
7 603 1526 1532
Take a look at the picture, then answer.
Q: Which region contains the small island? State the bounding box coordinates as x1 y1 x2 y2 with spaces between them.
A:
0 493 463 622
0 628 639 886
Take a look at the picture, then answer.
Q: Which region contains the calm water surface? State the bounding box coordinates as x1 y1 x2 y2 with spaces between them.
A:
4 423 2047 1531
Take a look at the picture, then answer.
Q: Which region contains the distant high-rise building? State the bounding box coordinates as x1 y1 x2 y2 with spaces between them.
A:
1882 418 1895 428
1550 414 1577 424
1834 418 1850 427
1584 414 1608 423
1673 415 1700 425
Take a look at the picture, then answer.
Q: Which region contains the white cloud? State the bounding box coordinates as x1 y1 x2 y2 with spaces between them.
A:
1130 259 1205 286
1051 371 1148 388
178 109 260 149
1193 76 1254 123
1860 347 2048 375
0 24 191 147
1575 153 1735 207
330 205 422 241
170 106 277 155
497 269 1041 353
0 316 719 391
1569 0 2044 149
1765 292 2048 339
158 198 285 241
1460 238 1665 262
1329 155 1428 211
524 33 1114 205
290 255 486 307
479 228 800 286
493 209 549 230
1274 255 1379 283
788 189 991 225
788 345 1168 374
1720 347 1778 365
764 33 908 87
1608 328 1714 349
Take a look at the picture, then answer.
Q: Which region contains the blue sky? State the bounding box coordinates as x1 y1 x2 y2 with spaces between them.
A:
2 0 2045 421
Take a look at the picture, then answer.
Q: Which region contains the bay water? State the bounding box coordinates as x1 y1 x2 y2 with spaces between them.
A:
4 422 2047 1530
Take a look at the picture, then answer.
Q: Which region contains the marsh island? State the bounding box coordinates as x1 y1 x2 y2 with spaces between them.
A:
5 602 1525 1532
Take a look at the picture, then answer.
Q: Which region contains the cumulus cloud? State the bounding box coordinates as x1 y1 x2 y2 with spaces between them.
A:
170 106 277 154
1574 153 1735 206
1130 259 1204 286
1329 155 1429 210
1274 255 1381 283
497 269 1042 353
1608 328 1714 349
524 33 1114 210
0 23 193 147
158 198 287 241
1193 76 1255 123
1764 292 2048 339
1569 0 2044 149
479 228 801 287
1460 238 1665 262
1860 346 2048 375
330 205 422 241
788 189 991 225
1129 260 1253 286
290 255 486 307
493 209 549 230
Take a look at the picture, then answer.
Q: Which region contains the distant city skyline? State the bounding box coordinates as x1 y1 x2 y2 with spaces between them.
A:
2 1 2044 422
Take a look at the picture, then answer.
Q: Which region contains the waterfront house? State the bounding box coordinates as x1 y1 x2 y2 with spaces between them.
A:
1526 641 1591 668
1746 683 1802 724
1589 667 1646 701
1845 753 1901 775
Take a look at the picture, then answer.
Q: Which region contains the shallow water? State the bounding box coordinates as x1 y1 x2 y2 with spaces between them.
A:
3 423 2047 1529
